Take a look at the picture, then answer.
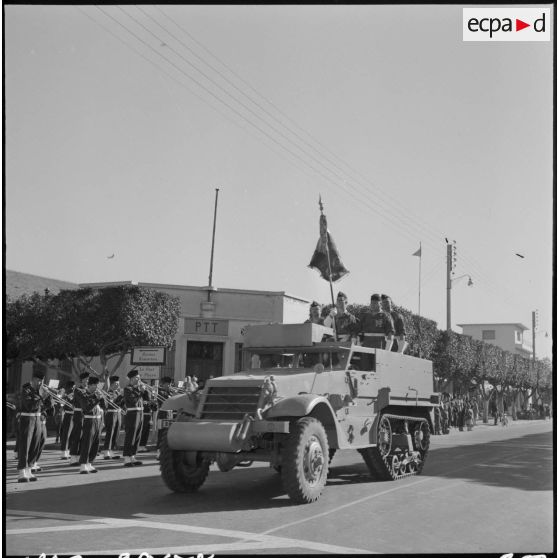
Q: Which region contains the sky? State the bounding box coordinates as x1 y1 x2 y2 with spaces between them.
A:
4 4 554 358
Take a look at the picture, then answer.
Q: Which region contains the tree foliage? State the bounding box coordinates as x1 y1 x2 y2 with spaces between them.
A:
6 285 181 381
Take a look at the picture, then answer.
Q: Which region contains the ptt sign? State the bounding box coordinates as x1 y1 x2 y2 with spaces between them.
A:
184 318 229 336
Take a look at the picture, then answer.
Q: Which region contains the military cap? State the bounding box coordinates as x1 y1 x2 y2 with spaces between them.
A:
127 369 139 379
87 376 100 385
337 292 348 300
370 293 381 302
161 376 173 384
32 369 46 380
79 372 90 380
310 300 321 308
109 375 120 383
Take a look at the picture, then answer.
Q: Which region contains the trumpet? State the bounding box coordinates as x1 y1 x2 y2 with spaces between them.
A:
41 385 74 410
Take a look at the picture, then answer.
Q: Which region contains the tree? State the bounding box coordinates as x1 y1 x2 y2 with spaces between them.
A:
6 286 181 382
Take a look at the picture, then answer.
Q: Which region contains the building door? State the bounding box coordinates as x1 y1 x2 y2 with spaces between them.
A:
186 341 224 381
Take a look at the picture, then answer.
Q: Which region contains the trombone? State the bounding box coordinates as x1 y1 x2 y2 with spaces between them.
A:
96 387 127 415
139 382 166 404
41 385 74 410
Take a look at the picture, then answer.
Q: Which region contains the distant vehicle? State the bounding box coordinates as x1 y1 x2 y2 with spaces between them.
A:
159 323 441 504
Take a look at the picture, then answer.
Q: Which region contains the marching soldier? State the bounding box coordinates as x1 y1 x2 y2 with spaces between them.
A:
381 294 408 353
59 381 75 460
79 376 106 474
122 369 147 466
324 292 359 342
16 369 52 482
68 372 89 466
156 376 174 459
360 293 395 350
102 375 122 460
138 384 157 453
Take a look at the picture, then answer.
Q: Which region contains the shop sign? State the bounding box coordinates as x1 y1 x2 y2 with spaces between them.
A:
131 346 167 365
137 366 160 380
184 318 229 336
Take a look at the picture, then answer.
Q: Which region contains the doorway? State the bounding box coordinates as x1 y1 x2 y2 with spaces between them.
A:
186 341 224 381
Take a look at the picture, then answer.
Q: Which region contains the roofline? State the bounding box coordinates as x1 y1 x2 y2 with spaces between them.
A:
457 323 530 331
78 281 310 303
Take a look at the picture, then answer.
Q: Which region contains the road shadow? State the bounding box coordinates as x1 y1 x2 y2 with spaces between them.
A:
6 430 552 520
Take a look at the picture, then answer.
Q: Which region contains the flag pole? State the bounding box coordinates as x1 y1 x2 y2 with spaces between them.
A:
319 196 336 309
207 188 220 302
418 241 422 357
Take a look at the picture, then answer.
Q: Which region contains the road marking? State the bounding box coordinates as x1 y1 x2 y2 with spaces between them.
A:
6 510 373 555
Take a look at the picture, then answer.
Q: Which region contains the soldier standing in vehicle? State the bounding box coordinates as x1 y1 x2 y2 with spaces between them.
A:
305 301 325 325
381 294 408 353
324 291 359 342
360 293 395 350
122 369 147 467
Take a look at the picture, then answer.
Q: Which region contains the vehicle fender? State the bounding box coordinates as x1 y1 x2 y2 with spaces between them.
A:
160 393 198 416
266 393 330 418
266 394 344 449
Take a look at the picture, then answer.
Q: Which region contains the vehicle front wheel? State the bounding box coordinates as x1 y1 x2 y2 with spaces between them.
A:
159 428 210 493
281 417 329 504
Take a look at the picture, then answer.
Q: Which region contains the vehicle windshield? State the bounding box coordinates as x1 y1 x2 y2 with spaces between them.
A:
246 349 348 371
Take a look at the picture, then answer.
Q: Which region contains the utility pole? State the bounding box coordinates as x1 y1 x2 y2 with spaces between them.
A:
532 310 537 363
446 242 455 331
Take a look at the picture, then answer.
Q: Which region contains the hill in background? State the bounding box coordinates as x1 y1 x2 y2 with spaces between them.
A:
5 270 79 300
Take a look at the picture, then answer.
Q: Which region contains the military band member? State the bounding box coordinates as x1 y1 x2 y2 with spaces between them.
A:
68 372 89 466
102 375 122 460
122 369 147 466
59 381 75 460
79 376 106 474
30 409 50 474
381 294 408 353
156 376 174 459
324 292 359 342
16 369 52 482
138 386 157 453
360 293 395 350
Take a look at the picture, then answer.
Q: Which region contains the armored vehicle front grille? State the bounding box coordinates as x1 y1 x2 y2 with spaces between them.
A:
200 386 261 420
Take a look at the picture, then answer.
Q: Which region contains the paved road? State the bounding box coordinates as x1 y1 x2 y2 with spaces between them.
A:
5 419 554 556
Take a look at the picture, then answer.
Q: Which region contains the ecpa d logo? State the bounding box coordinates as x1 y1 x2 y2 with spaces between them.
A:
463 8 550 42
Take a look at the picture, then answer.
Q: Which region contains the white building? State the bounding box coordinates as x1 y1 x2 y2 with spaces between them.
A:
457 322 532 358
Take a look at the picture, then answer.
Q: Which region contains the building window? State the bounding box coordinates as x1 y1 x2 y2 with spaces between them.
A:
235 343 243 373
515 330 523 343
187 341 223 380
482 330 496 340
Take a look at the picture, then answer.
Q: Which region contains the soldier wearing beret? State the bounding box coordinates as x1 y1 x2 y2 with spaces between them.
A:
381 294 408 353
102 375 123 460
156 376 174 460
59 380 75 460
68 372 90 466
16 369 52 482
79 376 106 474
360 293 395 350
122 369 148 466
324 292 359 342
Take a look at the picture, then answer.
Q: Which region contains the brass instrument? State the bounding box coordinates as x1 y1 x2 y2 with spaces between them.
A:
139 381 166 403
41 385 74 410
6 401 16 411
96 387 127 415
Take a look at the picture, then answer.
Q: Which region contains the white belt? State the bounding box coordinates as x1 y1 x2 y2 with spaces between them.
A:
83 415 102 419
363 333 385 337
127 407 143 411
73 408 83 412
106 409 121 413
20 412 41 417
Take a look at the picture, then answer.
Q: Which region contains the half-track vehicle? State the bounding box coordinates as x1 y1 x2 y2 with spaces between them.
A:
159 323 441 504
